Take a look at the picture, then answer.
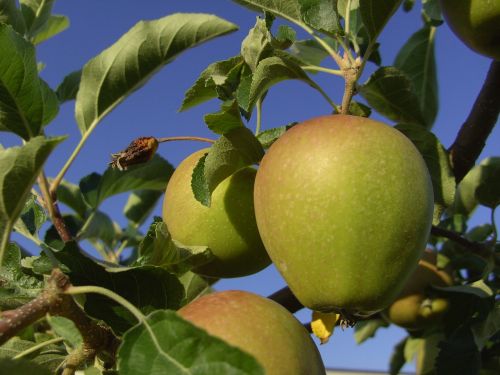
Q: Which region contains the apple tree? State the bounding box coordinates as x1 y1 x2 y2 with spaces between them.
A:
0 0 499 374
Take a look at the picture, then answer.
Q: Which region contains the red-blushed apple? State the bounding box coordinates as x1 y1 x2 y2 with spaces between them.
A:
178 290 326 375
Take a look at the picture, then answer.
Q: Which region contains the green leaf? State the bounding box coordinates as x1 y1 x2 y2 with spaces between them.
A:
81 155 174 209
32 14 69 45
0 0 26 33
452 158 500 216
389 337 407 375
436 326 480 375
231 0 303 26
273 25 296 48
13 194 47 240
55 70 82 103
395 124 455 223
20 0 55 38
435 280 494 298
47 315 83 348
191 153 211 206
56 179 89 219
51 242 185 335
118 310 265 375
256 122 298 148
475 163 500 209
0 337 65 372
0 24 59 139
417 333 445 375
204 99 245 134
471 303 500 351
404 337 422 363
75 13 237 134
136 218 213 275
0 243 43 310
241 17 274 72
394 26 438 128
201 127 264 206
359 67 427 126
298 0 342 35
348 101 372 117
180 56 243 112
124 190 162 226
289 38 331 66
245 55 328 113
179 272 214 306
0 357 51 375
0 136 64 261
77 210 121 249
354 318 389 344
422 0 442 25
359 0 403 41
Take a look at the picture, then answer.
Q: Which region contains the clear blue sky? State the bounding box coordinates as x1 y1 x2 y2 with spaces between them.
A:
4 0 499 372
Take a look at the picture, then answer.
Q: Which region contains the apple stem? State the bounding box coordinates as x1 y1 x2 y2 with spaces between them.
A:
157 136 215 144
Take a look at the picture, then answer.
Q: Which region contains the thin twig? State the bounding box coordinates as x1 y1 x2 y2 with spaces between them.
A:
156 136 215 144
449 61 500 183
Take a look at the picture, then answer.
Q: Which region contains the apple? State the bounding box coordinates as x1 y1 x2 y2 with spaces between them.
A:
440 0 500 60
162 149 270 278
178 290 326 375
253 115 434 316
383 250 453 330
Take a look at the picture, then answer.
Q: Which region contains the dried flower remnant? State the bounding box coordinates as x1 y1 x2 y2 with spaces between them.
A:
110 137 158 170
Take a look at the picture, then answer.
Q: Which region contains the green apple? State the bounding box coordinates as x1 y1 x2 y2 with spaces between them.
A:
440 0 500 60
254 115 434 316
178 290 326 375
162 149 270 278
383 250 453 330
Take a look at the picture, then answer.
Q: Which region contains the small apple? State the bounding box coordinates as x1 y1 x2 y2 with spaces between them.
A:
178 290 326 375
254 115 434 316
383 250 453 330
440 0 500 60
162 149 270 278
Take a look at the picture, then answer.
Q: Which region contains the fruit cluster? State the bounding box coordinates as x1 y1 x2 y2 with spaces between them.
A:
162 114 438 373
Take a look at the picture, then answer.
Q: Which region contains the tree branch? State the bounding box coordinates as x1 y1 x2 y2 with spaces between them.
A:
0 269 118 371
449 61 500 183
268 286 303 314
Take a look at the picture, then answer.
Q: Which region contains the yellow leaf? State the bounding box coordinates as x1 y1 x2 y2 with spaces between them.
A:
311 311 340 344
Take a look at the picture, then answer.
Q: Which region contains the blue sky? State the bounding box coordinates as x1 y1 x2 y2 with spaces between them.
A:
3 0 499 372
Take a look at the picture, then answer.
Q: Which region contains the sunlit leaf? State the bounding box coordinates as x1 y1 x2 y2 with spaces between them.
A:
0 243 43 310
0 136 64 260
118 310 264 375
50 242 185 335
180 56 243 112
136 218 213 275
199 127 264 206
75 13 237 134
204 99 245 134
32 14 69 44
0 24 59 139
20 0 54 38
